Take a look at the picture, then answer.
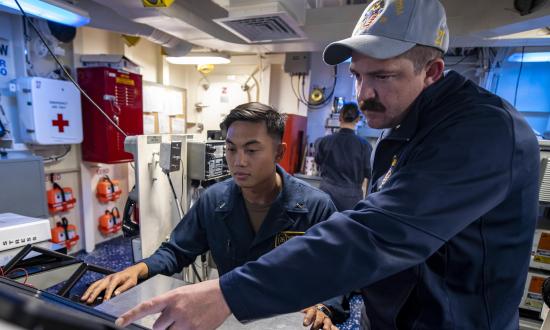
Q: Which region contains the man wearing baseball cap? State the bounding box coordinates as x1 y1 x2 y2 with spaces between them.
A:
117 0 539 329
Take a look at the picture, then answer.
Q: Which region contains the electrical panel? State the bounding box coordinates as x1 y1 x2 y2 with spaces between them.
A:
77 67 143 163
160 141 182 173
16 77 83 145
284 52 310 75
187 141 229 181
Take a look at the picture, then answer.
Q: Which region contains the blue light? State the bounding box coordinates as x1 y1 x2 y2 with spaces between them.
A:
0 0 90 27
507 52 550 63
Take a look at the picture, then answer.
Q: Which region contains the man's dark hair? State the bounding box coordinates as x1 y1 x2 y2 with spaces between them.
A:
220 102 286 141
398 45 444 74
340 102 360 123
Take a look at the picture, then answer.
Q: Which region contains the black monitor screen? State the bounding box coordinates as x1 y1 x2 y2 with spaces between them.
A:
0 277 146 330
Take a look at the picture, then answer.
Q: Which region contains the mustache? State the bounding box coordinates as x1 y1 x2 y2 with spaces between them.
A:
359 99 386 113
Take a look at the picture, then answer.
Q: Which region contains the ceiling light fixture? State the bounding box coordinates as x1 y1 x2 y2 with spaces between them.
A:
507 51 550 62
166 52 231 65
0 0 90 27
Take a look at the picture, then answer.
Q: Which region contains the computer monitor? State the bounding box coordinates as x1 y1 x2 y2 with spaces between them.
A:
207 130 223 141
0 155 48 218
0 277 145 330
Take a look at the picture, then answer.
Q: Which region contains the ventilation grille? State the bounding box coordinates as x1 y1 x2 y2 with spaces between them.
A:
215 12 306 43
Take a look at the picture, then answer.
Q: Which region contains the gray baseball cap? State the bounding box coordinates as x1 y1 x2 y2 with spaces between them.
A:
323 0 449 65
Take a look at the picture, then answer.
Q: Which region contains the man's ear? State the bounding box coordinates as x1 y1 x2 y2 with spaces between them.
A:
424 58 445 86
275 142 287 162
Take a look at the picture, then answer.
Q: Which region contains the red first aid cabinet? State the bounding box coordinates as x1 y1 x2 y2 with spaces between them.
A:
77 67 143 163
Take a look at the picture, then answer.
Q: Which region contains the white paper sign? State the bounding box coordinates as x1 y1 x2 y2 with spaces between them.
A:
143 114 156 134
171 118 185 133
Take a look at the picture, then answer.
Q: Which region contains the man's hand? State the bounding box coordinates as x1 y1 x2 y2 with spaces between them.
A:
81 262 148 304
302 305 338 330
115 279 231 330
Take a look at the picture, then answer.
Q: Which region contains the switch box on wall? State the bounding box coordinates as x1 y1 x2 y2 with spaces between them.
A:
284 52 310 76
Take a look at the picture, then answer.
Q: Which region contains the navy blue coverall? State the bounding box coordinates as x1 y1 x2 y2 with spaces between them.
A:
315 128 373 211
219 71 540 329
142 165 336 277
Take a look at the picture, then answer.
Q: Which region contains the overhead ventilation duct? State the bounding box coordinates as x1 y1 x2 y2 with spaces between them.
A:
146 29 192 56
75 0 192 57
214 1 307 43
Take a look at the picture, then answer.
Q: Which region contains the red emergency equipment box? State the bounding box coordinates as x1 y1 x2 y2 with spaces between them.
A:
98 208 122 236
47 186 76 214
77 67 143 163
280 114 307 175
51 218 79 249
96 176 122 203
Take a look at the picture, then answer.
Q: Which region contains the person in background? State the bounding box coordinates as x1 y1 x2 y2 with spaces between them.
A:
82 102 340 328
315 102 372 211
313 102 373 328
115 0 540 329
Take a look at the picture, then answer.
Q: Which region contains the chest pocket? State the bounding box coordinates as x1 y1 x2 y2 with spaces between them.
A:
207 210 244 274
207 235 234 274
210 234 260 274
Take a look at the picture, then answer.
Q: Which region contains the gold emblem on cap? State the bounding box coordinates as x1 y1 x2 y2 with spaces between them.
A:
435 28 446 47
353 0 385 35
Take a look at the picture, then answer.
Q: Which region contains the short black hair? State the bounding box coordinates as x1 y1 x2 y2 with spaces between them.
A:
220 102 286 141
340 102 360 123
